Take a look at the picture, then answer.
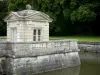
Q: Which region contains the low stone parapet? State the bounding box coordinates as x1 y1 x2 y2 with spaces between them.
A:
78 42 100 52
0 40 80 75
0 38 7 42
0 40 79 57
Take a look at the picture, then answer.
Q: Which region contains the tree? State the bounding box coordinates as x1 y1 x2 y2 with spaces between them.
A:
0 0 8 36
8 0 39 11
7 0 100 36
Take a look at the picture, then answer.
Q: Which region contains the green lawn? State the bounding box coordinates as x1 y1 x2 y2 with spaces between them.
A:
0 36 100 42
0 36 6 38
50 36 100 42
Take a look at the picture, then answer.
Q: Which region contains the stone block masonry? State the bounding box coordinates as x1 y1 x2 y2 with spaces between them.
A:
78 42 100 52
0 40 80 75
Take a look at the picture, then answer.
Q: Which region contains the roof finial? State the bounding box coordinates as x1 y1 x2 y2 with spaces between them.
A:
26 4 32 10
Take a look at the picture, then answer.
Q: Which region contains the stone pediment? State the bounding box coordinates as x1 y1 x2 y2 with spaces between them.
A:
26 14 52 22
4 10 52 22
4 12 19 21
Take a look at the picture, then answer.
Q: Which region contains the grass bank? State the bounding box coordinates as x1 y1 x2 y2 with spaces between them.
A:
0 36 100 42
50 36 100 42
0 36 6 38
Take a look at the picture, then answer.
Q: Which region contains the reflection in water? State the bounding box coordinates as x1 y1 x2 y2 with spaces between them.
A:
36 66 80 75
34 51 100 75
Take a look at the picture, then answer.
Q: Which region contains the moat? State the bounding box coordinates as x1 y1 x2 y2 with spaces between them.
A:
36 51 100 75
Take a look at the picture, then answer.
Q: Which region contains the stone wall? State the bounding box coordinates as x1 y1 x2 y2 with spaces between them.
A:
0 38 7 42
7 21 49 42
0 40 80 75
78 42 100 52
8 52 80 75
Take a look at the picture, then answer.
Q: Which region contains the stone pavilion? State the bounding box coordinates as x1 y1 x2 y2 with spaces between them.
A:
4 4 52 42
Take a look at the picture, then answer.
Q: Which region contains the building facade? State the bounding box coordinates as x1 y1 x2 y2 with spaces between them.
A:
4 5 52 42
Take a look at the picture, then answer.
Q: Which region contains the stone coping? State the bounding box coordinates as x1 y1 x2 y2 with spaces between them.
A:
0 39 78 44
78 41 100 45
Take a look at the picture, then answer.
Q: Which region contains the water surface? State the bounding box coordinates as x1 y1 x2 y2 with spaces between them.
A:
79 52 100 75
36 51 100 75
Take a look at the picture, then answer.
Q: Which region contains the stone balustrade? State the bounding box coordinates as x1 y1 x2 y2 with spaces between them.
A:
0 40 79 57
11 40 79 57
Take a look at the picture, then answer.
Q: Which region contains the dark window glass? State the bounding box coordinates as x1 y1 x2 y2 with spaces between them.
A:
38 29 41 35
38 36 40 41
33 36 36 41
34 29 36 35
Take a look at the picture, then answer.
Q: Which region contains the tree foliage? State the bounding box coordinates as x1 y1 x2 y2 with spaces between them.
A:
0 0 8 36
8 0 39 11
0 0 100 36
70 4 96 22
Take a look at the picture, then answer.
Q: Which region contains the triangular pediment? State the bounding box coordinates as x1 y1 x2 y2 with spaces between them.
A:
4 12 19 21
27 14 52 22
4 11 52 22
